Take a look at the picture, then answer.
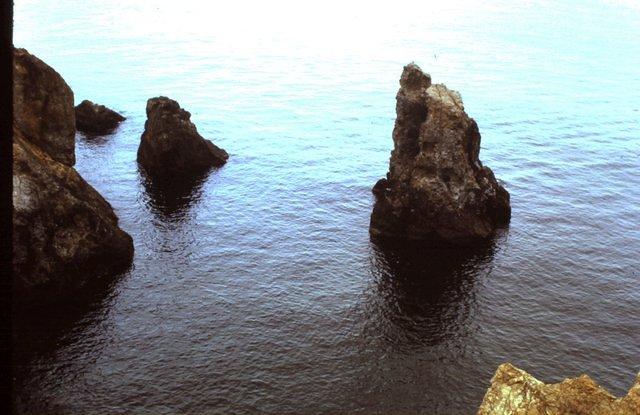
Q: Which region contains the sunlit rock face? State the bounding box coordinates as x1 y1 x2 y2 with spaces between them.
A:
137 96 228 179
12 48 134 297
75 99 126 135
477 363 640 415
13 48 76 166
370 63 510 245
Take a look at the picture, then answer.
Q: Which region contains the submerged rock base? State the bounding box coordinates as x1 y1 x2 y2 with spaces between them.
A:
370 63 510 245
478 363 640 415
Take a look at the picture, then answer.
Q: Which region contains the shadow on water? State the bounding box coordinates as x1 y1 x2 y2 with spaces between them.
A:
12 269 129 415
364 236 499 350
138 167 210 222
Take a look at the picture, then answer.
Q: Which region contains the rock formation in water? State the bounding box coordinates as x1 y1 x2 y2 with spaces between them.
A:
12 48 134 297
370 63 510 245
137 96 228 178
478 363 640 415
13 48 76 166
75 99 126 135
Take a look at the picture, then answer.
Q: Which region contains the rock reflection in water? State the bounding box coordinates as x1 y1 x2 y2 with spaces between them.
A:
139 168 209 222
365 236 498 350
12 273 123 415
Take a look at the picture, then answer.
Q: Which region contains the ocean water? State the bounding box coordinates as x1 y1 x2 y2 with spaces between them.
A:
12 0 640 413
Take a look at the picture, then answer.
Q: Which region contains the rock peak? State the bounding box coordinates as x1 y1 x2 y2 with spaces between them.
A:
146 96 184 116
399 62 432 92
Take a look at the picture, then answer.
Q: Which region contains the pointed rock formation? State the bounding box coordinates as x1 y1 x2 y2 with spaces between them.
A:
12 48 134 298
75 99 126 135
137 96 228 179
478 363 640 415
370 63 510 245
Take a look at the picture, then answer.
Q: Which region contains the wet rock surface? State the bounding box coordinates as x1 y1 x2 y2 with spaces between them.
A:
13 48 76 166
137 96 228 178
12 48 134 298
75 99 125 135
478 363 640 415
370 63 510 245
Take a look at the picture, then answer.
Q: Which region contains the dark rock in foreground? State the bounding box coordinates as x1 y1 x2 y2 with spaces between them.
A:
370 63 510 245
137 96 228 178
13 132 134 296
12 48 134 297
75 99 125 135
478 363 640 414
13 48 76 166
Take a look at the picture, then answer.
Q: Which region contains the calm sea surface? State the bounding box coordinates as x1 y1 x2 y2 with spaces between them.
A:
13 0 640 413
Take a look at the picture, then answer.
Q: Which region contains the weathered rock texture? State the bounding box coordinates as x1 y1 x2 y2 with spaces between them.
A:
13 48 76 166
12 48 134 297
13 132 134 295
137 97 228 178
478 363 640 415
370 63 510 245
75 99 126 135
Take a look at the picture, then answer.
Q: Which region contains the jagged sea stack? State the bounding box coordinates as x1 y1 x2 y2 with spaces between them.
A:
75 99 126 135
370 63 510 245
12 48 134 297
137 97 228 179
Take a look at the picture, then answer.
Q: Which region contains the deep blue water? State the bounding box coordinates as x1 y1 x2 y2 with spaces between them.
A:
13 0 640 413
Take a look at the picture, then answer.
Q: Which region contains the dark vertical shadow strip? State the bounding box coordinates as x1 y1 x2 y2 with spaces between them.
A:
1 1 14 414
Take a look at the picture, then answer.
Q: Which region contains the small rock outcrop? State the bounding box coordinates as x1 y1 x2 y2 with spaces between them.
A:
13 48 76 166
478 363 640 415
370 63 510 245
75 99 125 135
12 48 134 297
137 97 228 178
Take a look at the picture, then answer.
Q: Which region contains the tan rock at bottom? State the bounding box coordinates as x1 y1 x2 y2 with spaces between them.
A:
478 363 640 415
